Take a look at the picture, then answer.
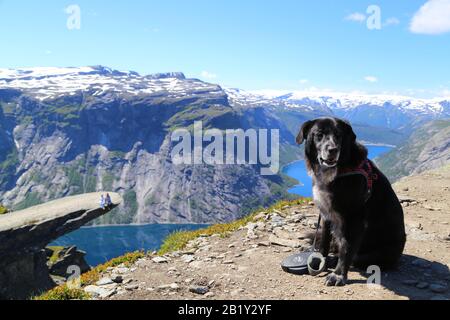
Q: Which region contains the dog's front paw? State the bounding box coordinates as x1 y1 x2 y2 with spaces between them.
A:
325 273 347 287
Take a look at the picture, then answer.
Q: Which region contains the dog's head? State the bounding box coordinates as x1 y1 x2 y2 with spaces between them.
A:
296 117 356 169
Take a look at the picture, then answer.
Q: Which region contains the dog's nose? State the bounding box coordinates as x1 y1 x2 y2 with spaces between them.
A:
327 147 338 157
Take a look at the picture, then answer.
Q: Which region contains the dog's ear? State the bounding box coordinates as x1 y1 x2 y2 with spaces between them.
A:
338 119 356 141
296 120 315 145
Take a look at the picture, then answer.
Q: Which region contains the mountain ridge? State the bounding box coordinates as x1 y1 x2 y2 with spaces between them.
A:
1 66 449 224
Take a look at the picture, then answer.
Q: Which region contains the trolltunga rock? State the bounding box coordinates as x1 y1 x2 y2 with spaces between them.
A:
0 192 121 299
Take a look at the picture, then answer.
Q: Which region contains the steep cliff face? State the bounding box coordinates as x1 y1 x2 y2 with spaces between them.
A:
377 119 450 182
0 68 298 224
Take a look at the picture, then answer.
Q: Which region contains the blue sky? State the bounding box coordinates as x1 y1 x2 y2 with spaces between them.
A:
0 0 449 97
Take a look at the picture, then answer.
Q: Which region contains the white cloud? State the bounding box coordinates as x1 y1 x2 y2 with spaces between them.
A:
364 76 378 83
345 12 366 23
299 79 309 85
45 50 52 55
410 0 450 35
384 17 400 27
200 71 217 79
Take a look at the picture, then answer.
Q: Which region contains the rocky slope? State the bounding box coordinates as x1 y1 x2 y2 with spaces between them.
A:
91 166 449 300
377 119 450 181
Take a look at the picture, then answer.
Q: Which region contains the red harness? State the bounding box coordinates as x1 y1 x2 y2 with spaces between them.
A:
337 159 379 201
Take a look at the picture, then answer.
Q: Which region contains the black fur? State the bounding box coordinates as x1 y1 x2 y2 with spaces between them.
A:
297 117 406 286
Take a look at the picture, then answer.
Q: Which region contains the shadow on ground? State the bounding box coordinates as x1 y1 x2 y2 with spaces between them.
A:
351 254 450 300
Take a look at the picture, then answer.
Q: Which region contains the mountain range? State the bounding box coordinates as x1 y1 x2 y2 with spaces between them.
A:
0 66 449 224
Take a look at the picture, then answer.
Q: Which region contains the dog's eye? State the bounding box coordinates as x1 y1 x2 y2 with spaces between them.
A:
316 133 324 140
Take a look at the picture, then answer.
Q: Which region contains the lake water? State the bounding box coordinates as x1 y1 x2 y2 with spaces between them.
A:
50 224 208 266
51 145 392 266
282 145 393 197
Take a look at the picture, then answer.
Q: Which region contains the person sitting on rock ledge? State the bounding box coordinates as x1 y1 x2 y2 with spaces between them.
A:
100 194 106 210
105 193 112 208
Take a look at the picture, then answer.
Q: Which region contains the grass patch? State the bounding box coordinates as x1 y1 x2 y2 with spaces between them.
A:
158 198 310 255
34 286 91 301
14 192 42 211
35 251 145 300
0 205 9 215
46 246 65 264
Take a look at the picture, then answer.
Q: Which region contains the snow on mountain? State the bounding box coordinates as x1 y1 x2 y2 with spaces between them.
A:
247 89 449 115
1 66 448 128
224 88 450 131
0 66 220 101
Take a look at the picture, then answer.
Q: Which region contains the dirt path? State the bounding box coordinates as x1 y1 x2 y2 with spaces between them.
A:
98 167 449 300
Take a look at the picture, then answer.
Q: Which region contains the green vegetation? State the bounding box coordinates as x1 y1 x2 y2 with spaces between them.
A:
0 148 19 189
377 120 450 181
35 286 91 301
158 198 310 255
0 204 9 215
35 251 145 300
102 174 115 191
14 192 42 211
123 190 137 215
46 246 65 264
109 150 127 159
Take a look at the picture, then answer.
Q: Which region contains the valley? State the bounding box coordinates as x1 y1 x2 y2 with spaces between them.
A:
1 66 449 226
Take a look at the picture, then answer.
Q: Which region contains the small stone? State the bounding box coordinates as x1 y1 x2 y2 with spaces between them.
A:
398 196 416 203
122 278 133 284
111 275 123 284
257 241 271 247
184 278 194 284
170 283 180 291
430 284 448 293
231 288 245 296
84 285 109 297
124 284 139 291
269 235 302 248
181 255 195 263
157 283 180 291
204 292 215 298
100 288 117 299
228 244 236 248
189 285 209 295
152 256 168 263
114 267 130 274
223 260 234 264
96 277 114 286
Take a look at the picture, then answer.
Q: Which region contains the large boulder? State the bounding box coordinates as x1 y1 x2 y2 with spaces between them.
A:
46 246 91 278
0 192 121 299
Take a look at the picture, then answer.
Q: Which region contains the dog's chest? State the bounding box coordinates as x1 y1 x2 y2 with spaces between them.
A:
312 185 331 214
312 182 339 220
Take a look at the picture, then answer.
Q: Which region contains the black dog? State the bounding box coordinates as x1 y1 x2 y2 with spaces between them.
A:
296 117 406 286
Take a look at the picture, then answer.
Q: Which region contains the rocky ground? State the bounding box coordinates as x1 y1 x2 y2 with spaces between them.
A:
88 166 450 300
